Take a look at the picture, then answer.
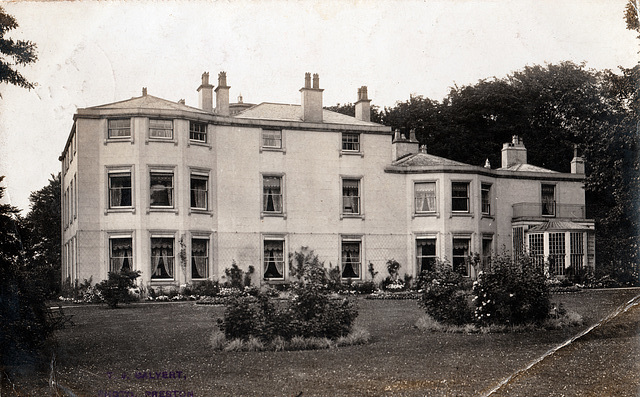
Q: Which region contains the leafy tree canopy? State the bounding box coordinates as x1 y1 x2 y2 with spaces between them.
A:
0 6 37 90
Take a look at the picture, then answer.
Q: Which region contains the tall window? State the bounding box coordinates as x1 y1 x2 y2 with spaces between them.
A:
482 236 493 270
452 237 470 276
341 240 361 278
481 183 491 215
416 238 436 273
263 239 285 279
529 233 545 268
149 119 173 139
70 180 74 223
541 184 556 216
150 172 174 208
570 232 584 275
108 119 131 138
451 182 470 212
189 121 207 143
151 237 174 279
415 182 436 213
110 237 133 273
190 174 208 210
262 129 282 149
262 176 283 213
513 227 524 260
342 133 360 152
342 179 361 215
191 238 209 279
108 171 132 208
549 232 565 276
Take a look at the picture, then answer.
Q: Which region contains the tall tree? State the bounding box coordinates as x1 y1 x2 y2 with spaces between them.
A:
0 6 37 91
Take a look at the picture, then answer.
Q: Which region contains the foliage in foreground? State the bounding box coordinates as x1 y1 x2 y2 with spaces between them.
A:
217 247 359 343
95 270 141 308
419 255 551 327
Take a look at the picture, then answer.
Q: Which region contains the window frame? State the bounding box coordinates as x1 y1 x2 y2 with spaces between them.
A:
341 176 363 218
340 236 362 280
108 234 134 273
189 170 210 212
261 173 285 217
481 235 493 270
452 236 471 277
451 181 471 214
148 118 174 141
260 128 284 152
416 236 437 274
528 233 545 268
150 234 176 281
414 181 438 216
341 132 361 154
149 167 176 211
107 118 132 140
481 183 492 216
107 167 134 211
549 232 566 276
189 121 208 144
262 235 286 281
541 184 556 217
190 235 210 280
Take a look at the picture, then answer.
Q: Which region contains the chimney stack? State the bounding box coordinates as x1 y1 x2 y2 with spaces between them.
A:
571 144 585 174
392 128 419 160
300 72 323 123
355 86 371 122
197 72 214 112
215 71 230 116
501 135 527 168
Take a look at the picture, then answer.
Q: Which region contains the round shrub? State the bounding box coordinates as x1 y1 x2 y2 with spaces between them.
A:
418 266 473 326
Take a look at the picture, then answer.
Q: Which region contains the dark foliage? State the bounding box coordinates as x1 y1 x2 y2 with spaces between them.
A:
0 6 37 90
95 270 141 308
418 263 474 326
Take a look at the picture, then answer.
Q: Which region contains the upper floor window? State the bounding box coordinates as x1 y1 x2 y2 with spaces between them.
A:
451 182 469 213
108 171 132 208
342 133 360 152
263 176 283 214
262 129 282 149
191 238 209 279
151 236 174 279
342 178 361 215
150 171 174 208
263 238 285 280
190 173 209 210
110 237 133 273
189 121 207 143
108 119 131 139
481 183 491 215
149 119 173 139
415 182 436 213
541 184 555 216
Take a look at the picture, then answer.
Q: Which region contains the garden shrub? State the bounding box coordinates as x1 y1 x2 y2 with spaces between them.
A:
224 261 244 289
473 255 550 326
192 279 220 297
95 270 141 308
418 263 474 326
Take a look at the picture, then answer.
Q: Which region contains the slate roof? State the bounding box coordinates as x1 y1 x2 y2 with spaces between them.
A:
528 220 591 231
89 95 209 114
391 152 470 167
498 163 557 173
235 103 381 126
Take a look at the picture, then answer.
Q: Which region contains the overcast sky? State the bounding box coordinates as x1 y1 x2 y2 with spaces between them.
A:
0 0 637 213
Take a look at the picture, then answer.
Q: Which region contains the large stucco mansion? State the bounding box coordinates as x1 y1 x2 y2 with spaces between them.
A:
60 72 595 287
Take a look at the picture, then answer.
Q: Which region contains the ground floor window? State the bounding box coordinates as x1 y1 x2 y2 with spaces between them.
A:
263 239 285 279
528 233 544 268
482 236 493 271
569 232 584 275
452 237 470 276
191 238 209 279
416 238 436 273
341 240 361 279
109 237 132 273
151 237 174 279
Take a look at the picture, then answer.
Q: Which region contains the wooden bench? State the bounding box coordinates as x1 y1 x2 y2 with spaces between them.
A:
48 305 75 330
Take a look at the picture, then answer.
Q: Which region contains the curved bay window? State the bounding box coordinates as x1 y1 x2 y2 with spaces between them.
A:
191 238 209 279
451 182 470 212
109 237 132 273
263 239 284 279
263 176 282 214
151 237 174 279
341 240 361 279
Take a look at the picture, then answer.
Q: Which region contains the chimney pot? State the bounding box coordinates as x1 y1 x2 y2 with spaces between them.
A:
218 71 228 87
197 71 214 112
178 99 185 105
142 87 147 96
305 72 311 88
202 72 209 86
215 71 230 116
312 73 319 89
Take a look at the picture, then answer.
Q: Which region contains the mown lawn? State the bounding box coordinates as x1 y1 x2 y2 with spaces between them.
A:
18 288 640 396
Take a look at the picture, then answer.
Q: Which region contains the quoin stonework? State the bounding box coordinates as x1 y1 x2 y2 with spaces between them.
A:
59 72 595 287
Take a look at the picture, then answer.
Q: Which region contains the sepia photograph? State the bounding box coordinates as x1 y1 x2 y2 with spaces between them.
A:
0 0 638 395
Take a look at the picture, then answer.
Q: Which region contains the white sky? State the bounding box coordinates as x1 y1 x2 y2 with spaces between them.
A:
0 0 637 213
